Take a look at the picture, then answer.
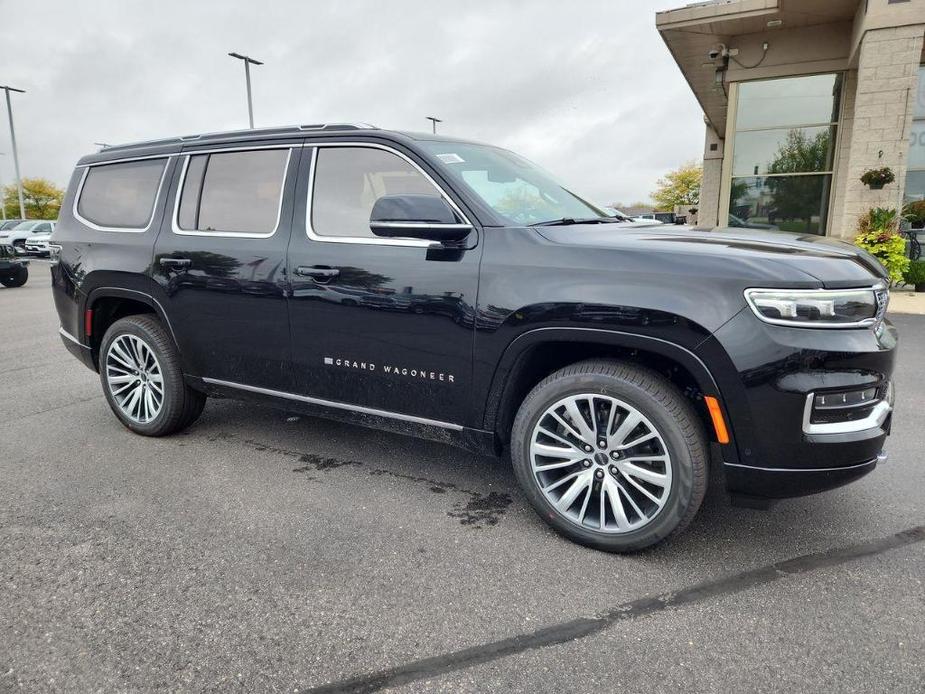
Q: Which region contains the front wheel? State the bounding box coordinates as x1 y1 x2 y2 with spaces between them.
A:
0 266 28 287
99 315 206 436
510 359 707 552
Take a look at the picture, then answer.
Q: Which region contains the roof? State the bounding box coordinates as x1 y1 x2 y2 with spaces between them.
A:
77 123 488 167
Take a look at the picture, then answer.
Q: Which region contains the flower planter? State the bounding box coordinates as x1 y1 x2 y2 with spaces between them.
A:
868 182 885 190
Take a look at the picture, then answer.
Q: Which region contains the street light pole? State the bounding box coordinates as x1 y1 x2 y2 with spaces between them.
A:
0 152 6 220
1 85 26 220
228 53 263 129
425 116 443 134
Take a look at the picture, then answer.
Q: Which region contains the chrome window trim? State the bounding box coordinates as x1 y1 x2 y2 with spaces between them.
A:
73 157 172 233
74 153 177 168
801 387 892 435
370 221 473 230
181 143 302 156
171 147 292 239
305 143 473 247
201 377 464 431
743 285 886 329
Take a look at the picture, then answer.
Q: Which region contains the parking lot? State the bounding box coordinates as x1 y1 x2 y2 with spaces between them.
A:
1 267 923 693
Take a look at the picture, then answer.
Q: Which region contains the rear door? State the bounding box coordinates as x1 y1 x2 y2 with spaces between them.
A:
286 141 481 425
152 142 301 391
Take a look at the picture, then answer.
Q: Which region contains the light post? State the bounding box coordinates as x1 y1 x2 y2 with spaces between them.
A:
228 52 263 129
1 85 26 220
425 116 443 134
0 152 5 220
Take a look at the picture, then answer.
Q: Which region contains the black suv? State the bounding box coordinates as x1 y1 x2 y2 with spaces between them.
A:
51 124 896 551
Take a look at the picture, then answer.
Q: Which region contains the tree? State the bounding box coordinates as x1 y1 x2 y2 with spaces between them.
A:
3 178 65 219
764 128 832 232
651 162 702 212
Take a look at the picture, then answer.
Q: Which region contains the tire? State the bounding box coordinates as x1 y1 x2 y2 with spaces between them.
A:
99 315 206 436
510 359 707 552
0 266 28 287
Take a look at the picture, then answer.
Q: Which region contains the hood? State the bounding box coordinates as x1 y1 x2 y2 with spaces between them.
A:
533 224 886 288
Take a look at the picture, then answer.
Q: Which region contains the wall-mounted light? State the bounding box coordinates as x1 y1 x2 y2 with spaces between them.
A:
767 19 783 27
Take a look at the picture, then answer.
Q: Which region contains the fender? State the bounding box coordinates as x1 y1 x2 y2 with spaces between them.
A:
483 326 738 457
80 286 188 374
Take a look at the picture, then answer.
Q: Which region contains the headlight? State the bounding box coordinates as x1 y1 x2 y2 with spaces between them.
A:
744 286 887 328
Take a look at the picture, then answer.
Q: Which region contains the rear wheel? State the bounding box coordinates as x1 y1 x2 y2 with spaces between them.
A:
99 315 206 436
0 266 28 287
510 359 707 552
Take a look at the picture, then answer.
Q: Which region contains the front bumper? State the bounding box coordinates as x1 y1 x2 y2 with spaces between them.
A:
700 309 897 499
25 242 50 254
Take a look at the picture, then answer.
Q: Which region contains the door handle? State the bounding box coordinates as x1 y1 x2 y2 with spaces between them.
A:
159 257 191 269
295 266 340 281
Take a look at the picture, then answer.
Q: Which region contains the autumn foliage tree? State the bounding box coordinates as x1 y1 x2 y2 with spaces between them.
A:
652 162 702 212
2 178 65 219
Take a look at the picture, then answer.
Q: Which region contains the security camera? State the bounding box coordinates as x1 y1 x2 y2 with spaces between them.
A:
708 44 727 61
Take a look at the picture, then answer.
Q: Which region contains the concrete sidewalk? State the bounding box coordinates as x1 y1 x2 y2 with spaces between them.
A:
890 287 925 315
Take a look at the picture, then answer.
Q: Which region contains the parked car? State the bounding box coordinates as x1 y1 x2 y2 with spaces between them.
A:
0 243 29 287
51 124 896 552
0 219 25 231
602 207 664 227
0 220 56 251
24 231 53 256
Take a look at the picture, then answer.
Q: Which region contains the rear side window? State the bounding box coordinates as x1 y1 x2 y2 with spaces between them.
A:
177 149 290 235
310 147 443 239
77 158 167 229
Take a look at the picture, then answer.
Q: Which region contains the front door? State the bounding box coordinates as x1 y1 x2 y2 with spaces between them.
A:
153 142 300 391
286 142 481 425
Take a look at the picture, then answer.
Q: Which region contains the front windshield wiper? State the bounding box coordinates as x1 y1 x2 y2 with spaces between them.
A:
529 217 618 227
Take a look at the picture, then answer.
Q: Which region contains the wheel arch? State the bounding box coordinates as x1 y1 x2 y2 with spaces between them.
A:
84 287 179 369
484 327 737 459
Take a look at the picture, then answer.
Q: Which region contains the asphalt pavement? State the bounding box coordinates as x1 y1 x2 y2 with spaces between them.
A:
1 265 923 693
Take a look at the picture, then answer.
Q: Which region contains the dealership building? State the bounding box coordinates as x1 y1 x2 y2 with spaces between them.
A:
657 0 925 237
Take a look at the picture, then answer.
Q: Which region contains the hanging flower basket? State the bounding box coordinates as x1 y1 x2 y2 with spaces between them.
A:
860 167 895 190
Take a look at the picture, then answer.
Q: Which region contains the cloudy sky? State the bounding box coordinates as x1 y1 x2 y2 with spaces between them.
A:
0 0 702 206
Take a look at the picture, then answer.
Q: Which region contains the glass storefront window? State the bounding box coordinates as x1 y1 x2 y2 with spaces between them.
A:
736 74 842 130
733 125 836 177
727 73 842 235
904 66 925 208
729 175 831 234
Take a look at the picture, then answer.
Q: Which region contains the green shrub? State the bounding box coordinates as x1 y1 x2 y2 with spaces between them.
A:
854 207 909 284
902 200 925 226
904 259 925 286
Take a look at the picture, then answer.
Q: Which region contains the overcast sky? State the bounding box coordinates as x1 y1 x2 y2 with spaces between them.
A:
0 0 702 206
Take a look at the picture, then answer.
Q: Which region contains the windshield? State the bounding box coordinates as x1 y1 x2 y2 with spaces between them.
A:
421 141 606 225
12 221 39 230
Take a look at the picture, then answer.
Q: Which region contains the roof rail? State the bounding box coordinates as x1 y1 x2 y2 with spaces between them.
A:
298 122 378 131
97 123 381 154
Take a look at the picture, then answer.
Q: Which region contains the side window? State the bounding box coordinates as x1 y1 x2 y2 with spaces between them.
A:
311 147 444 239
76 158 168 229
34 223 51 233
177 149 290 234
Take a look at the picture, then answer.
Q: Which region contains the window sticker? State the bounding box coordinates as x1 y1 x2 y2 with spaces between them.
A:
437 153 465 164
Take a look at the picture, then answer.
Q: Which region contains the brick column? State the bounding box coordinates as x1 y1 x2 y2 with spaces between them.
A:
830 24 925 239
697 123 724 229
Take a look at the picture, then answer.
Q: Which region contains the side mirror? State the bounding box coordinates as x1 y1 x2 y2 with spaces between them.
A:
369 194 472 243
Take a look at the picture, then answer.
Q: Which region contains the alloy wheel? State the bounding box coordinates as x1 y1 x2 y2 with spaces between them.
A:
105 334 164 424
529 394 673 533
